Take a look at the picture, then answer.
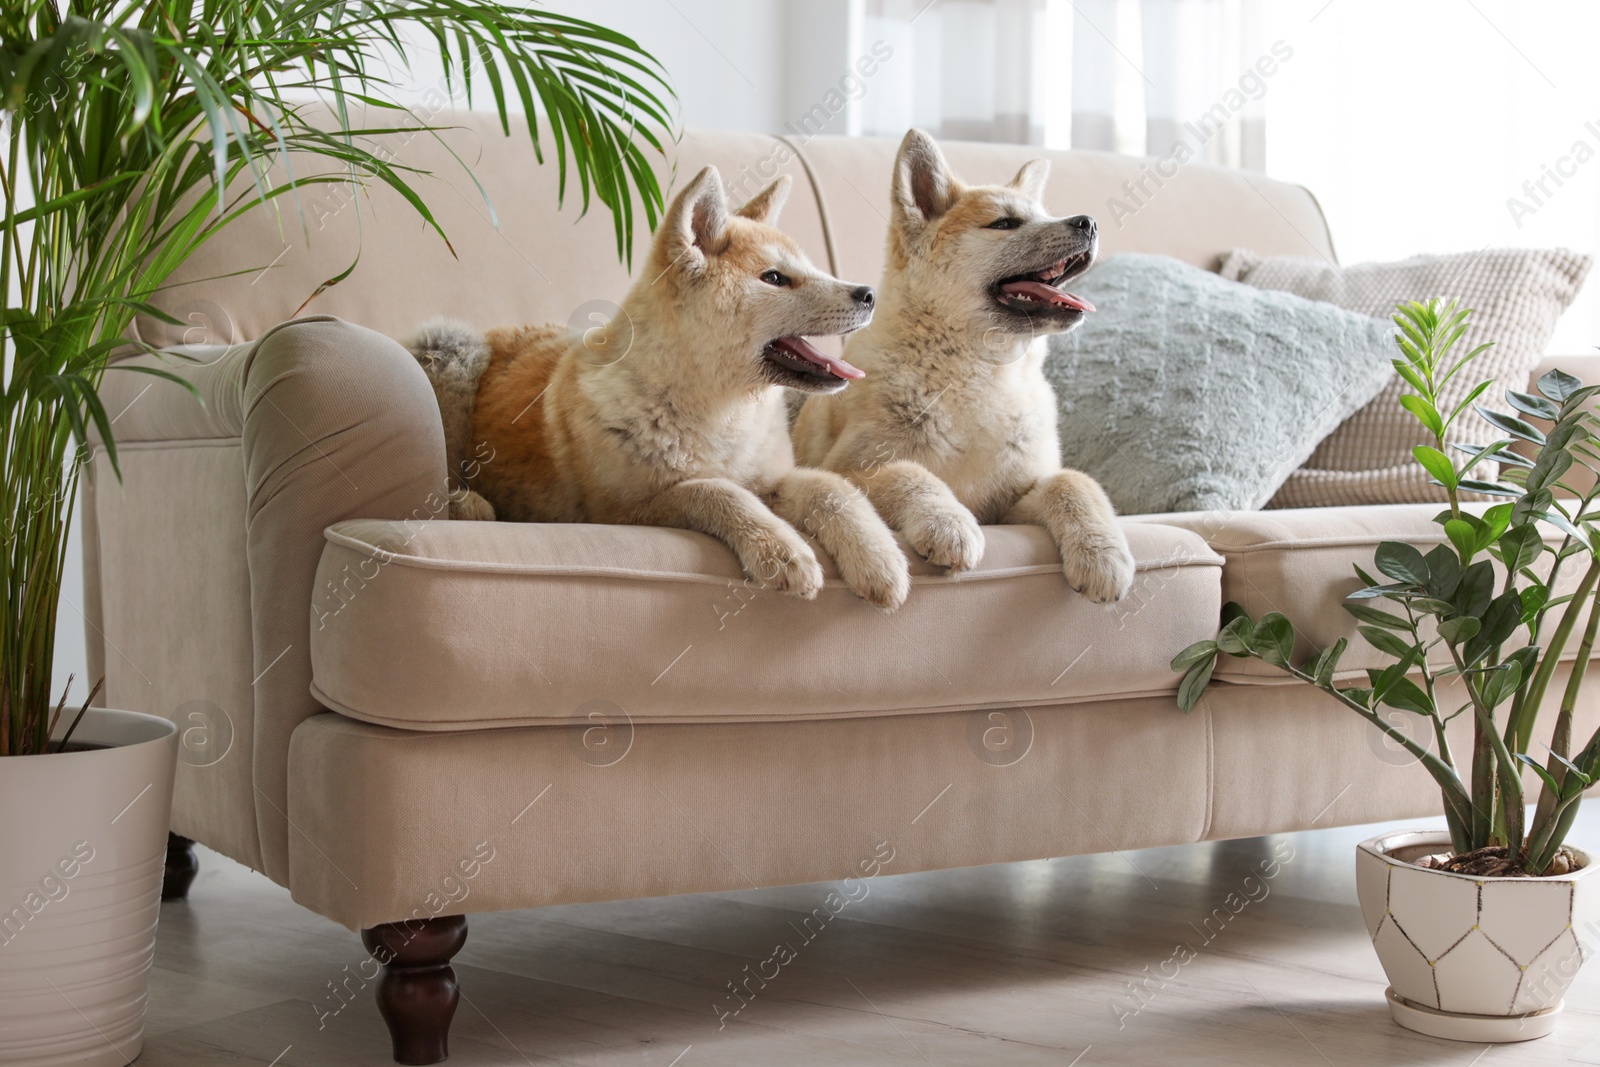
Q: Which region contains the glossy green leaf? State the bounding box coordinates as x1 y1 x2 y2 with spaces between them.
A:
1170 640 1218 672
1457 479 1522 498
1549 750 1593 787
1518 753 1563 797
1480 661 1523 708
1313 637 1349 687
1422 545 1461 600
1498 526 1544 576
1413 445 1458 487
1478 503 1514 548
1505 389 1560 422
1253 613 1296 667
1476 405 1547 445
1358 624 1419 661
1347 582 1422 600
1380 678 1434 716
1340 686 1374 709
1391 358 1431 397
1344 603 1411 630
1444 518 1477 561
1445 380 1496 431
1468 591 1525 662
1436 616 1481 644
1400 393 1444 437
1373 541 1429 585
1215 615 1255 657
1530 510 1593 550
1526 449 1574 494
1457 440 1535 470
1519 584 1549 627
1537 367 1584 402
1176 656 1216 712
1454 560 1495 619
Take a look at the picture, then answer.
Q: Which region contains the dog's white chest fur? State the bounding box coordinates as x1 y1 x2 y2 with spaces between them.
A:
844 335 1060 522
584 369 791 497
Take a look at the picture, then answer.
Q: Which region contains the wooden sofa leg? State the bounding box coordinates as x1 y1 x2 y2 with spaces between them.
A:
161 833 198 900
361 915 468 1065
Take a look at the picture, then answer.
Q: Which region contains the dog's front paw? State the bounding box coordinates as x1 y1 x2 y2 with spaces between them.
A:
904 508 985 573
1063 536 1136 604
834 526 911 612
742 528 825 600
449 488 496 521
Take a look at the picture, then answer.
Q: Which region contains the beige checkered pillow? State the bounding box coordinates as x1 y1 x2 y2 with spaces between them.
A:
1219 248 1592 508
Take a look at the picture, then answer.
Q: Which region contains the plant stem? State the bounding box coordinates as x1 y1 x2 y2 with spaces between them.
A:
1513 559 1600 754
1448 644 1527 857
1529 791 1585 873
1470 714 1496 849
1530 584 1600 845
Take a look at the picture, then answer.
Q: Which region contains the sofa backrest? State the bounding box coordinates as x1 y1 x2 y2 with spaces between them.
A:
138 109 1335 348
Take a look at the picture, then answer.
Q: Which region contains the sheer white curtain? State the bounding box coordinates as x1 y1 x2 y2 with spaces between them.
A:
1074 0 1266 167
861 0 1049 144
861 0 1267 170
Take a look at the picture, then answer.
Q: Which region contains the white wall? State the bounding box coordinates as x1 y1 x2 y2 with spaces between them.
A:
381 0 810 134
1261 0 1600 353
569 0 789 132
51 502 85 708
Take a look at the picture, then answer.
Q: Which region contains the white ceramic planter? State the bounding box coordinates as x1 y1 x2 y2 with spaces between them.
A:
0 708 177 1067
1356 828 1599 1043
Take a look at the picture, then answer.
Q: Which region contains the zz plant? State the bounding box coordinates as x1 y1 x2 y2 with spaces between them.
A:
1174 299 1598 876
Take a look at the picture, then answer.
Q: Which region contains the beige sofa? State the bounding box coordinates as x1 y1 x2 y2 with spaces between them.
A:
85 113 1600 1064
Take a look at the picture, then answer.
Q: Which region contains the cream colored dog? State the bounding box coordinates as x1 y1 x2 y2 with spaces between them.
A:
409 166 912 610
793 129 1135 603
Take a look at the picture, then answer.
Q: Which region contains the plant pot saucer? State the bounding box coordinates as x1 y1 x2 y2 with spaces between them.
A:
1386 987 1561 1043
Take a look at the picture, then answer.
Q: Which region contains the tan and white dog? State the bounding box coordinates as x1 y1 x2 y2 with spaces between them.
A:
792 129 1135 603
409 166 913 610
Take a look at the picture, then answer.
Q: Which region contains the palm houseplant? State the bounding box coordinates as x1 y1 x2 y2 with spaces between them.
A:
1173 299 1599 1042
0 4 672 1063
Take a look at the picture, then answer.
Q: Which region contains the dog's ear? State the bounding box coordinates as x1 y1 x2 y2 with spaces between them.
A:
891 128 958 228
658 166 729 267
734 175 791 225
1008 159 1050 202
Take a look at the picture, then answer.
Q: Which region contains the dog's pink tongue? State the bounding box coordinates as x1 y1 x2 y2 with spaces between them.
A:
773 336 865 379
1000 280 1096 311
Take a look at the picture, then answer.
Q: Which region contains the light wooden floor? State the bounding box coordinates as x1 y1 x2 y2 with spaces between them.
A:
139 809 1600 1066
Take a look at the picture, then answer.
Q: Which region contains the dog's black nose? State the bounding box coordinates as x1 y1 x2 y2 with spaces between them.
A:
852 285 875 307
1066 214 1097 235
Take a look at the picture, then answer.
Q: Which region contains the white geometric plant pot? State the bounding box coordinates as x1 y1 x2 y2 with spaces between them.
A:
0 708 178 1067
1356 828 1598 1043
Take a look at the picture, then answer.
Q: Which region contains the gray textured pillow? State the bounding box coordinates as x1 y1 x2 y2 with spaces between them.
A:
1045 254 1396 515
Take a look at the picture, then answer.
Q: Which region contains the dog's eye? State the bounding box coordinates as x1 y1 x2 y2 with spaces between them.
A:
986 217 1023 230
760 270 790 287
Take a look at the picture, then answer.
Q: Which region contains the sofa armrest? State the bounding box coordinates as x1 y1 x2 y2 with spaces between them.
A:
242 316 448 883
89 315 447 885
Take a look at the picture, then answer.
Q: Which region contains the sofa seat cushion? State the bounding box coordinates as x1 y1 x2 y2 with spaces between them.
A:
308 519 1222 731
1139 504 1583 684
